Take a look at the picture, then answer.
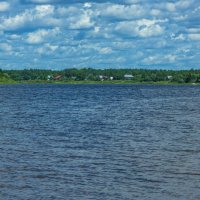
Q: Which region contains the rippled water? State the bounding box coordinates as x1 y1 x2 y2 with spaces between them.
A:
1 84 200 200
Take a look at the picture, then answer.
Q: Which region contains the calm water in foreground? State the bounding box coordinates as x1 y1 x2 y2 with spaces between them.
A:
0 84 200 200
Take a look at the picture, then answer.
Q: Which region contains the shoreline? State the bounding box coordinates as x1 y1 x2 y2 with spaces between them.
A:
0 80 199 85
2 68 200 85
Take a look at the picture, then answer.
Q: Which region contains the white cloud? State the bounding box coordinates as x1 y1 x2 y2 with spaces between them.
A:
69 14 94 29
26 28 60 44
150 9 161 16
89 25 113 39
35 5 54 17
176 0 193 9
143 54 177 64
171 33 186 41
0 5 56 31
0 43 13 54
138 25 163 37
165 54 177 62
162 0 193 12
27 29 49 44
156 40 167 48
57 6 79 16
0 2 10 12
100 4 145 19
176 47 191 54
36 43 58 55
30 0 53 3
188 28 200 33
53 5 95 29
47 44 58 51
0 11 31 30
155 0 194 14
187 28 200 40
188 34 200 40
116 19 164 37
98 47 112 54
94 26 100 33
36 47 45 54
125 0 141 4
143 56 158 64
9 34 21 40
84 3 92 8
173 14 188 21
0 0 198 69
166 3 176 12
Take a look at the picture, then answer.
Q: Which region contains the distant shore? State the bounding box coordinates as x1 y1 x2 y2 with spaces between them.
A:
1 68 200 85
0 80 199 85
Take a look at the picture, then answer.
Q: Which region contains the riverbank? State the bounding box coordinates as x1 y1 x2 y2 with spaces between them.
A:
0 80 199 85
1 68 200 85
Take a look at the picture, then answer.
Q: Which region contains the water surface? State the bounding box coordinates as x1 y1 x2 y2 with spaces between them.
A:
1 84 200 200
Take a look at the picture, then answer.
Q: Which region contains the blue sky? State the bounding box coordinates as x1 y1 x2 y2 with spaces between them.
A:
0 0 199 69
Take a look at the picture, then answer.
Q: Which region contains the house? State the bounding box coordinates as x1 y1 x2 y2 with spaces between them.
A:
99 75 104 79
167 75 173 80
47 75 52 81
99 75 108 80
54 75 62 80
124 74 134 79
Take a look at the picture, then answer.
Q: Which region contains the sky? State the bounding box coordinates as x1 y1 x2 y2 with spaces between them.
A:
0 0 200 70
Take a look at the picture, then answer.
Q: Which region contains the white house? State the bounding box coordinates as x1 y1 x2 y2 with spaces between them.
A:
167 75 173 80
124 74 134 79
99 75 104 79
99 75 108 80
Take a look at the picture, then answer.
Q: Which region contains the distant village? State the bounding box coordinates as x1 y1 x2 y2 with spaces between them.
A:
50 74 136 81
1 68 200 83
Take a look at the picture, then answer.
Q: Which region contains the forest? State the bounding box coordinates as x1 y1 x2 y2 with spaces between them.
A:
1 68 200 84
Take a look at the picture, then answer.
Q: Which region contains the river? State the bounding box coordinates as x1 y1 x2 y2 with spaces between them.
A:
0 84 200 199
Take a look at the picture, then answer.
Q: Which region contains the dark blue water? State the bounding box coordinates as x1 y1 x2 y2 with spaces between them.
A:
1 84 200 200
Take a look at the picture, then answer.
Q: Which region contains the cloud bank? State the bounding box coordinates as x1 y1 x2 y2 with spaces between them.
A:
0 0 199 69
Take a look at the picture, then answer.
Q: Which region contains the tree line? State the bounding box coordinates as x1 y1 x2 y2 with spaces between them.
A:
1 68 200 83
